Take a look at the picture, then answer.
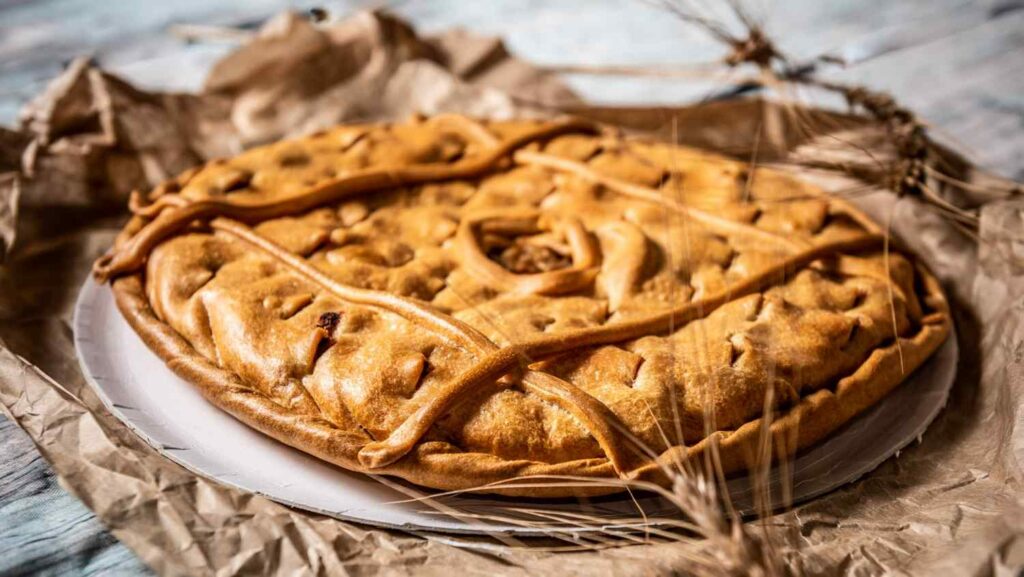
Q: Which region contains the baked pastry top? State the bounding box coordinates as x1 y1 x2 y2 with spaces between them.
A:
94 115 950 497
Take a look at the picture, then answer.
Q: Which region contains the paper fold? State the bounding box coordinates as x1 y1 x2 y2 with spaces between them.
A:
0 9 1020 576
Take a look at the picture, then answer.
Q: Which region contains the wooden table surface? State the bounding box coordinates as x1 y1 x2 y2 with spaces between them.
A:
1 1 1021 574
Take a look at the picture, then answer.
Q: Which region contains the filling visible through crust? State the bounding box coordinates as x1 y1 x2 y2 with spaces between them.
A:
96 116 949 495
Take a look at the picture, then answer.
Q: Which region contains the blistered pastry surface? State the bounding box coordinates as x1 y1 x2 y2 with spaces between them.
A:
134 117 937 473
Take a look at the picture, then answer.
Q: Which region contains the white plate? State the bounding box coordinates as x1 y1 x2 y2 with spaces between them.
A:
74 278 957 536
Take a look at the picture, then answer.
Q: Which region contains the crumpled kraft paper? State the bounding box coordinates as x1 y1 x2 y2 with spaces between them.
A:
0 9 1021 577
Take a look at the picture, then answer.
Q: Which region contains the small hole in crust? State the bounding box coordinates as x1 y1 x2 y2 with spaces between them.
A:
531 316 556 331
489 242 573 274
316 311 342 335
279 152 312 167
841 317 862 350
850 290 868 310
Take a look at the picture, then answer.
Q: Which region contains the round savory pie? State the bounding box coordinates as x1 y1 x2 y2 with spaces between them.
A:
93 115 950 497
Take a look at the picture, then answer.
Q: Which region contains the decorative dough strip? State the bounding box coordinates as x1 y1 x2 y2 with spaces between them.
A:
211 218 494 349
513 149 807 251
432 115 801 251
455 210 601 295
209 217 644 474
93 119 600 281
358 233 884 469
128 190 189 217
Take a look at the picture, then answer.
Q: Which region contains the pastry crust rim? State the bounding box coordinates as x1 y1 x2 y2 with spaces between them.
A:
110 241 951 498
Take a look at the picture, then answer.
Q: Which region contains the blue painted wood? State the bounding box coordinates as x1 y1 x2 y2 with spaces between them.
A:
0 417 150 576
0 1 1021 574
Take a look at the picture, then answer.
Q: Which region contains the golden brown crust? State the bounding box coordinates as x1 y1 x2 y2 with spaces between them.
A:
100 116 950 497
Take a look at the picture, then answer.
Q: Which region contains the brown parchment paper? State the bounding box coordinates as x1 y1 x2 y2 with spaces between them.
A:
1 10 1022 576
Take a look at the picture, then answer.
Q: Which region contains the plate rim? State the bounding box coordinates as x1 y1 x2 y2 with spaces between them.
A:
73 276 958 536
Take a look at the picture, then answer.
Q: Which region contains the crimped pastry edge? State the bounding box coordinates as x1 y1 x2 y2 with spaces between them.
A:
110 252 950 498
